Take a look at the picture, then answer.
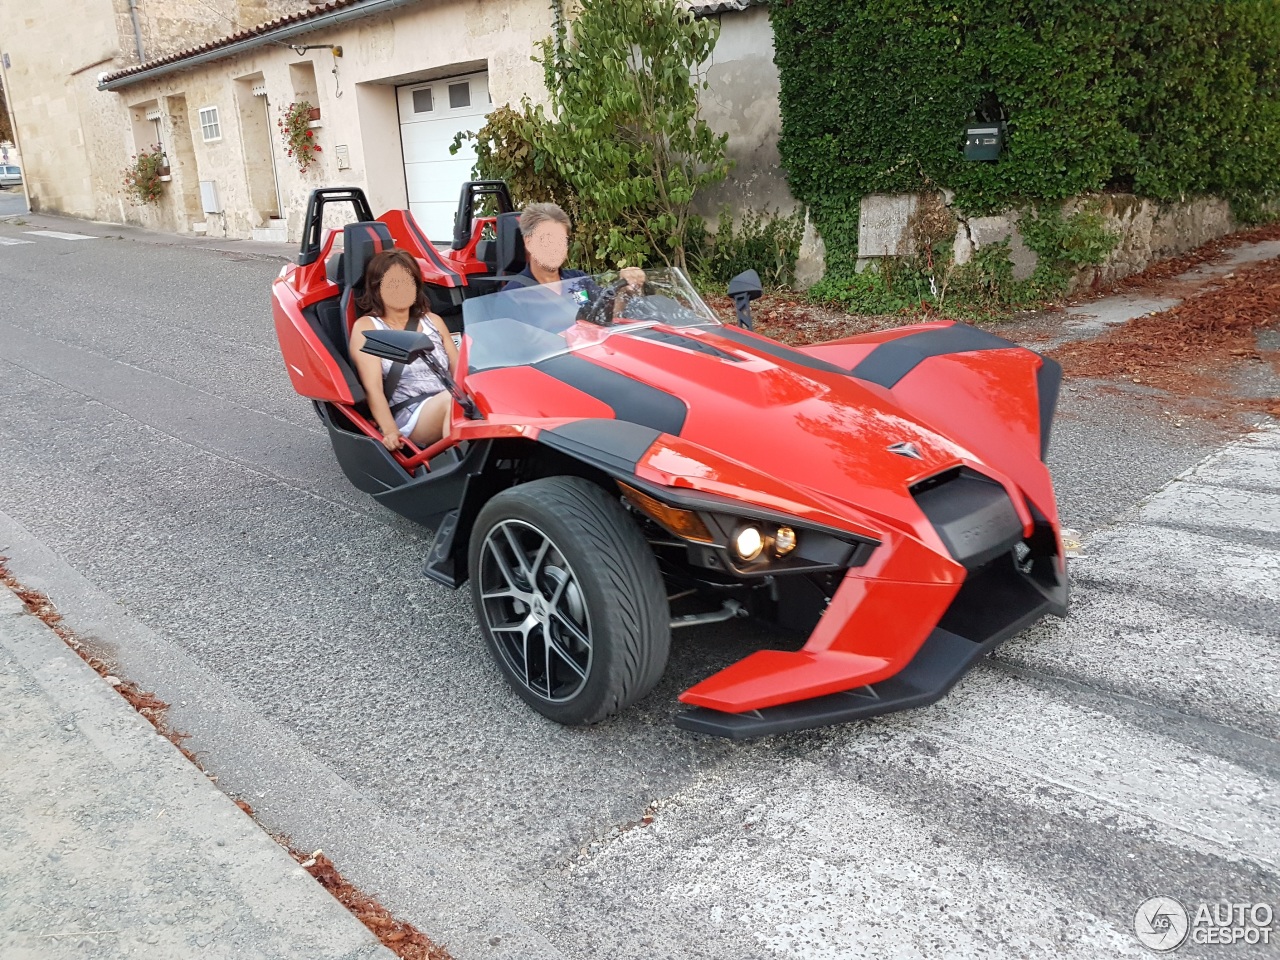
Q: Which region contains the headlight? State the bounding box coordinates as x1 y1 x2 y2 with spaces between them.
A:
774 526 797 556
733 525 764 561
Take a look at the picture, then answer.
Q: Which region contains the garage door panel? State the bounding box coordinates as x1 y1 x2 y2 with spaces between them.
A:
399 70 490 241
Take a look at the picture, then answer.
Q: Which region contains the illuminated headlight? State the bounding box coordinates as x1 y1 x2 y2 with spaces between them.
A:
733 525 764 561
774 526 797 556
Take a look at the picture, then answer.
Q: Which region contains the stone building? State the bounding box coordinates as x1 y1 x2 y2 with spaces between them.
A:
0 0 795 244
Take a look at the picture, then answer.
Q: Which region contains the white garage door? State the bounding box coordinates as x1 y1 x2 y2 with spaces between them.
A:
398 71 491 242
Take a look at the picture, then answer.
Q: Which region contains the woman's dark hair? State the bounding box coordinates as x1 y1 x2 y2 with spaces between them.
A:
356 248 430 322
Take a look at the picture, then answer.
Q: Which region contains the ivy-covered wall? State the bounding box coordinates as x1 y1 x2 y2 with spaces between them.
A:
771 0 1280 272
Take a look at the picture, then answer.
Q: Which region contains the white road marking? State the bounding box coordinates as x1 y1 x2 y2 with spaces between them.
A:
0 236 35 245
23 230 98 241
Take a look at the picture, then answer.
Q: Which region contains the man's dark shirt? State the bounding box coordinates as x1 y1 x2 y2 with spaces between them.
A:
501 265 589 293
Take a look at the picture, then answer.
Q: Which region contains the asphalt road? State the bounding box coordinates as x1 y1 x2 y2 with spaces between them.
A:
0 220 1276 959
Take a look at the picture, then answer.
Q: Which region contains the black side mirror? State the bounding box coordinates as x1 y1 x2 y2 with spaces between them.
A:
726 270 763 329
360 328 436 364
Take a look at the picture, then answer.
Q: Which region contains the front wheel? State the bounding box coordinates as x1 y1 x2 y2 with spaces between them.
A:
468 476 670 725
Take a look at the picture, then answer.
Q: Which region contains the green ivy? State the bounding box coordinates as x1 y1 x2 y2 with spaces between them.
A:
772 0 1280 276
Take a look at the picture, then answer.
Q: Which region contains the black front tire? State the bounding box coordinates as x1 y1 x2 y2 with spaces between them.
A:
468 476 670 725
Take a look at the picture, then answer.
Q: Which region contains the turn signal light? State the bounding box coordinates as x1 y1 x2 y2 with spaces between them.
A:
618 483 714 543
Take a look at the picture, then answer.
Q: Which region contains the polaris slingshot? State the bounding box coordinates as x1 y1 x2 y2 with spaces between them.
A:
271 184 1067 738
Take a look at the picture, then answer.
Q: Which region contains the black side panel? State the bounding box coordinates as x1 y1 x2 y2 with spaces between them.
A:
626 328 742 361
1035 355 1062 461
320 405 410 494
535 355 688 436
851 324 1014 388
541 420 662 474
912 469 1023 570
712 326 850 376
374 441 488 530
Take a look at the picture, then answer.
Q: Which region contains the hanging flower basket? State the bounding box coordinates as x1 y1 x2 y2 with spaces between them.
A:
279 100 323 174
121 145 168 205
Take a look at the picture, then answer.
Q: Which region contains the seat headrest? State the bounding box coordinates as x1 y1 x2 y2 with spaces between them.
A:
342 221 394 290
494 211 526 276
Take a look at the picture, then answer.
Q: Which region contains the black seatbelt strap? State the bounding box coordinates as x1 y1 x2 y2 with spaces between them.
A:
380 314 421 403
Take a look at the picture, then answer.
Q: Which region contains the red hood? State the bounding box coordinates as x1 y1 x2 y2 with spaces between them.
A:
575 325 979 529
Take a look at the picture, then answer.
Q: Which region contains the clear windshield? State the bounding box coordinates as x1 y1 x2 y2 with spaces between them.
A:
463 267 722 372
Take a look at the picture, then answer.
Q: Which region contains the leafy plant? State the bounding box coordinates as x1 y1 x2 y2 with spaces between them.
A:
694 207 804 289
277 100 322 173
457 0 731 271
121 145 167 206
771 0 1280 278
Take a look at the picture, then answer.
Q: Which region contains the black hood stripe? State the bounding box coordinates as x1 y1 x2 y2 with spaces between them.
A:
534 354 688 436
851 324 1015 388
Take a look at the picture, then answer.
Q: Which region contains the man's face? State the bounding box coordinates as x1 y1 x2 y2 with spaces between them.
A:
526 221 569 272
380 264 417 311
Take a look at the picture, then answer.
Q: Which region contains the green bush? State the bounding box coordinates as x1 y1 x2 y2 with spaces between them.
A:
694 207 804 289
772 0 1280 275
456 0 730 271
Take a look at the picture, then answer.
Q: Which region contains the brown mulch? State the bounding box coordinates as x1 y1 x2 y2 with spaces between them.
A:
705 292 898 346
1101 218 1280 295
1050 255 1280 418
0 557 453 960
291 851 452 960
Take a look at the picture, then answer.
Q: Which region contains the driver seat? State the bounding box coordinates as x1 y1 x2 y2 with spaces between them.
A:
340 221 395 347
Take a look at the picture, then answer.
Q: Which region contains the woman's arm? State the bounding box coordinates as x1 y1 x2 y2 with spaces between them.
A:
348 316 403 450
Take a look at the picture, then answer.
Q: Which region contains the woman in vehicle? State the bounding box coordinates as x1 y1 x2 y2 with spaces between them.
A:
349 249 459 452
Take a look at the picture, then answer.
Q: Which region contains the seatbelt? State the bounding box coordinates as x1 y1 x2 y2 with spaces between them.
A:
380 314 421 404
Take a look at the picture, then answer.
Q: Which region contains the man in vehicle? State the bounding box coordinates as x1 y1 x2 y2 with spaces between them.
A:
503 203 645 301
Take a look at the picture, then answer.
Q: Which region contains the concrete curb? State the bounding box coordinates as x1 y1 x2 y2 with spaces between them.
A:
0 585 397 960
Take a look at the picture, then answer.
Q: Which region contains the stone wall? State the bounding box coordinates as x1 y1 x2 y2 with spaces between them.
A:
844 191 1247 292
949 194 1241 292
696 5 796 224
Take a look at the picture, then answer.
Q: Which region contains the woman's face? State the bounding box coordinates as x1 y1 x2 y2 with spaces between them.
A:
379 263 418 311
526 221 570 272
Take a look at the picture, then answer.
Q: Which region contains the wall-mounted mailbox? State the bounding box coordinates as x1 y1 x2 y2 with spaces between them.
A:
963 124 1004 161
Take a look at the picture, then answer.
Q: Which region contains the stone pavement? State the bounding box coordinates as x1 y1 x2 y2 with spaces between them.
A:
0 587 396 960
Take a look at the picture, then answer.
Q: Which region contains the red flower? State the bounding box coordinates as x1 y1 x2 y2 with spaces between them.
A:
313 145 322 152
305 130 313 138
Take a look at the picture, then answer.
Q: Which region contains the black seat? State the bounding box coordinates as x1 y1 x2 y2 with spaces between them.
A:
494 211 526 276
339 221 395 347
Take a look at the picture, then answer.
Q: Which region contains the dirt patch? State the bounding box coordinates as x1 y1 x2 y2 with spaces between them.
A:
1051 256 1280 419
706 293 901 345
0 559 453 960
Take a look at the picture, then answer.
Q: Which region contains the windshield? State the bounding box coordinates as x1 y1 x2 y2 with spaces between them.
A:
463 267 722 372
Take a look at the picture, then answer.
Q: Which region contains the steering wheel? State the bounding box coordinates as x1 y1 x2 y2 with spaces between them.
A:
575 277 654 327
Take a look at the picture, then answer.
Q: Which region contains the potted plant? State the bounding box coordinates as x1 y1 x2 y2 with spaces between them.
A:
278 100 323 173
121 145 168 204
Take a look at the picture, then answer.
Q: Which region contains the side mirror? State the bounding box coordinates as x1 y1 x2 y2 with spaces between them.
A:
726 270 763 329
360 328 436 364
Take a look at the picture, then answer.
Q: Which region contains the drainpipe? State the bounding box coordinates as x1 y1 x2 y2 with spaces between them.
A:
127 0 146 62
